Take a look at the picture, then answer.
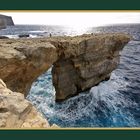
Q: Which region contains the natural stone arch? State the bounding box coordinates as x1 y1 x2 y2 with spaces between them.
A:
0 34 130 101
0 40 58 97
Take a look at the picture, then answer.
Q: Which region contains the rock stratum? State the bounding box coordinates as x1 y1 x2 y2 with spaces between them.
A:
0 33 130 102
0 14 14 29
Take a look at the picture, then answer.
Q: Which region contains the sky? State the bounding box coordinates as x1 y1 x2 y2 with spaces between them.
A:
0 12 140 27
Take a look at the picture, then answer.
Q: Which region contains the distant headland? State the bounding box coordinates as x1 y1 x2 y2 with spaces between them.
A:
0 14 14 29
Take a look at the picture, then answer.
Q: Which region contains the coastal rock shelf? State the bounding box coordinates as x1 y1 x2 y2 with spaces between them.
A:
0 33 130 101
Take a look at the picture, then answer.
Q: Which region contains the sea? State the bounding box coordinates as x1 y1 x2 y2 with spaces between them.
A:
0 24 140 127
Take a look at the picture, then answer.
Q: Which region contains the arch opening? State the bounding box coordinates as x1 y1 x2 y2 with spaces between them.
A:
27 66 56 108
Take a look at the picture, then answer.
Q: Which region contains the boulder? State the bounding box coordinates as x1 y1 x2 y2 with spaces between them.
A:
0 39 58 96
19 34 30 38
0 36 9 39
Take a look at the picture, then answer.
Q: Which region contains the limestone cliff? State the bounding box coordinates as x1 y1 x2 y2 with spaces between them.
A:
0 79 50 128
0 14 14 29
0 33 130 101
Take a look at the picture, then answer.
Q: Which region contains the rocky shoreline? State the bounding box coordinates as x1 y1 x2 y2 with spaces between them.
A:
0 33 130 127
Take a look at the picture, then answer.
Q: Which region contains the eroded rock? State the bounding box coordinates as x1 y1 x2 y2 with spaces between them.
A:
51 34 131 100
0 79 50 128
19 34 30 38
0 40 58 96
0 33 131 101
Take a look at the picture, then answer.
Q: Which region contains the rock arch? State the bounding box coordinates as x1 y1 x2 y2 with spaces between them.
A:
0 33 130 101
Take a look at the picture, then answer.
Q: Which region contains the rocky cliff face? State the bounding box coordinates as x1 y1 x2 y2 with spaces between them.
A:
0 14 14 29
52 34 130 100
0 79 50 128
0 33 130 101
0 19 6 29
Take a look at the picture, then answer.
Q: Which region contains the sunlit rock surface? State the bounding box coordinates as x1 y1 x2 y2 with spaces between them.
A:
51 34 130 101
0 79 50 128
0 33 130 101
